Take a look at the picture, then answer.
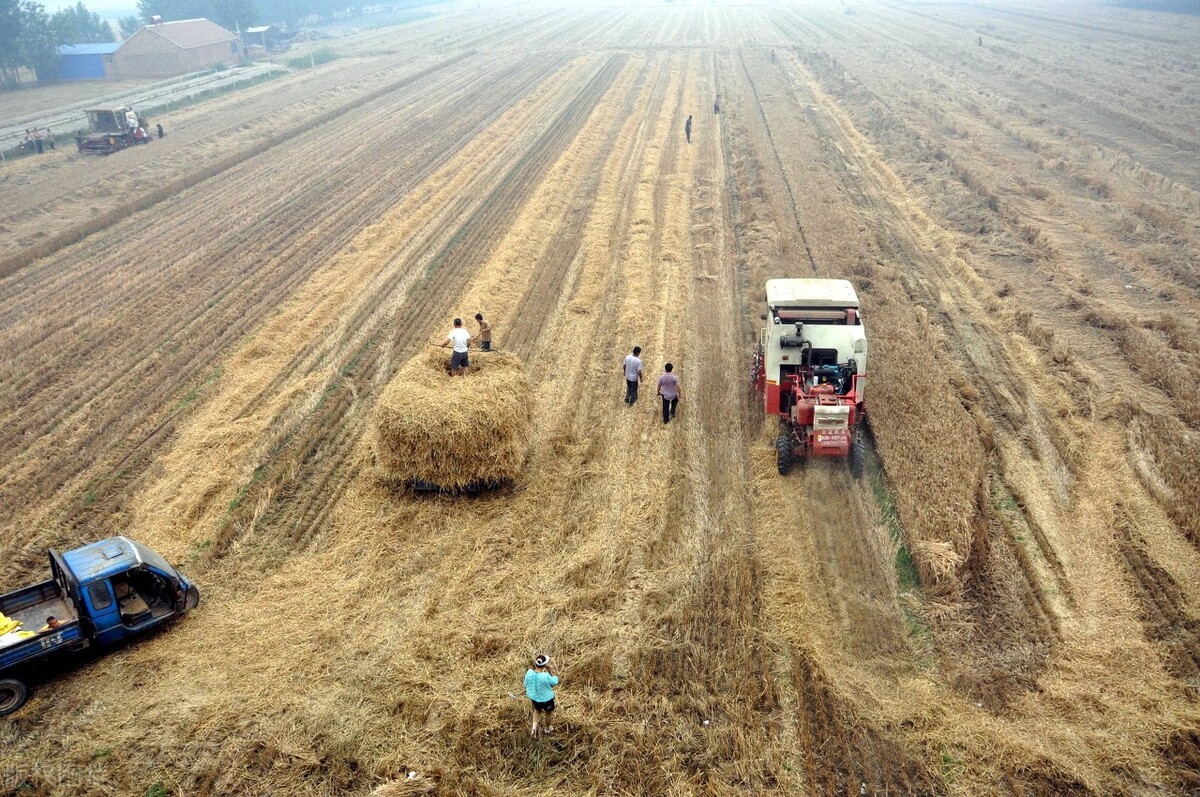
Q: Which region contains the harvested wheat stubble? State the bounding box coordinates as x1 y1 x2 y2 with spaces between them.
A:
373 350 532 489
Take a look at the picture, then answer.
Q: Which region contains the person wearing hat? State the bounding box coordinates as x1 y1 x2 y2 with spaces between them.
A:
524 654 559 737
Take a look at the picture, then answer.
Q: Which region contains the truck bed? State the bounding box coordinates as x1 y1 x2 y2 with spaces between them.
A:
7 595 77 631
0 579 79 637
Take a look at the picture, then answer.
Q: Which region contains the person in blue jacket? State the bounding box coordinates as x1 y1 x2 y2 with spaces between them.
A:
524 654 559 737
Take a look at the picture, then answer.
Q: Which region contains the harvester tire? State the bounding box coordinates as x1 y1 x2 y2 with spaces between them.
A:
0 678 28 717
850 434 865 479
776 435 793 475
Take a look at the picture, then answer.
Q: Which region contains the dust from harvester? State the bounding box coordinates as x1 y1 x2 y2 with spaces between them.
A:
373 350 532 489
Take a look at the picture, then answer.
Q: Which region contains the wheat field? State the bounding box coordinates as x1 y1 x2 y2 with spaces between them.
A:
1 1 1199 794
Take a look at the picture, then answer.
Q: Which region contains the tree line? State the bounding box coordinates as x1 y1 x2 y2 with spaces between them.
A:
1 0 112 85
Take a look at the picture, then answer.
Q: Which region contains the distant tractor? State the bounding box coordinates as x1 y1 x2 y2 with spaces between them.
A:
76 107 151 155
753 278 868 475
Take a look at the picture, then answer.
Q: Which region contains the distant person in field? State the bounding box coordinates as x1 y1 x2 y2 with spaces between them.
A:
156 123 164 139
524 654 559 737
770 48 776 63
684 115 693 144
475 313 492 352
713 98 720 114
440 318 472 376
657 362 681 424
978 36 982 46
624 346 644 405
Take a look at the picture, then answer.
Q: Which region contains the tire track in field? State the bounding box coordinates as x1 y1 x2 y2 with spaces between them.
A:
723 40 948 796
209 55 629 558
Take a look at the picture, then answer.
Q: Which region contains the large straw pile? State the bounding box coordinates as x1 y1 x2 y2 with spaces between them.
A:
373 349 532 489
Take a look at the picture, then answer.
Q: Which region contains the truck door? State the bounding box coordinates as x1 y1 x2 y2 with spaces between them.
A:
83 580 124 646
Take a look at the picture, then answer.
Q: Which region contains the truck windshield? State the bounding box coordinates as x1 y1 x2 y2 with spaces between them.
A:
131 541 180 581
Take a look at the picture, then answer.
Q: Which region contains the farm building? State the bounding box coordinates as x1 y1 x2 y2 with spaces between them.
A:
243 25 290 52
56 43 122 80
110 19 239 79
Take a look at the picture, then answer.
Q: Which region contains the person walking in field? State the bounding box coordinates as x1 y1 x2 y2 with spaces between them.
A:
657 362 682 424
713 98 720 114
475 313 492 352
624 346 644 405
156 123 164 139
684 115 693 144
440 318 472 376
524 654 559 737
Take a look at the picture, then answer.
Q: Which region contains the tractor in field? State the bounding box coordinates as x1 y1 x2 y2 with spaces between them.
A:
76 107 151 155
753 278 868 475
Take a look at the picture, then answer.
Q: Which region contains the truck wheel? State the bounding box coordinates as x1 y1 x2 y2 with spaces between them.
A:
185 585 200 611
0 679 29 717
776 435 793 476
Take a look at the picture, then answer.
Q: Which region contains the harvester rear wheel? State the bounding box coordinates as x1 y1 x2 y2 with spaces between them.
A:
776 434 793 475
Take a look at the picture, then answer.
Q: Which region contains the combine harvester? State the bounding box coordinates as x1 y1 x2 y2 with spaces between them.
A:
753 278 868 475
76 106 152 155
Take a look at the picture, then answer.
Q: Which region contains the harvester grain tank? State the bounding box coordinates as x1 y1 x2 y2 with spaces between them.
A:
753 278 867 475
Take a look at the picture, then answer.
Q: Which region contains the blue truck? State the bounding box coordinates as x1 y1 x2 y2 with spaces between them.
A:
0 536 199 716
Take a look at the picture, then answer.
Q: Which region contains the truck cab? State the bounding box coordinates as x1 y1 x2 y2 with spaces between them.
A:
0 537 198 716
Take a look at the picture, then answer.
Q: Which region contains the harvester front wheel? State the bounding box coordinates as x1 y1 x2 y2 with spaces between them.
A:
776 434 793 475
850 433 865 479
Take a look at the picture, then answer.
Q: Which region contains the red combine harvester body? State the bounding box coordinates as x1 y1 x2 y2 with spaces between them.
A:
753 279 867 475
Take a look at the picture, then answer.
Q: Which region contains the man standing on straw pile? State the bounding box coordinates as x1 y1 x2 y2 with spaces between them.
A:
440 318 472 376
475 313 492 352
657 363 682 424
524 654 559 737
624 346 644 405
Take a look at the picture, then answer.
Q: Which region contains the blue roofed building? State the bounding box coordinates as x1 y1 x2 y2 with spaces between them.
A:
57 42 122 80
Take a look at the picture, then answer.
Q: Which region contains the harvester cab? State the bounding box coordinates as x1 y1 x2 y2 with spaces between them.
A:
753 278 867 475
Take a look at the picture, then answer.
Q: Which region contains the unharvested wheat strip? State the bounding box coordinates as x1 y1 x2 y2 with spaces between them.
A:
127 55 605 556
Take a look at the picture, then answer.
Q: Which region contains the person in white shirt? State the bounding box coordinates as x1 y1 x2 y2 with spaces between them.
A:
440 318 473 376
623 346 643 405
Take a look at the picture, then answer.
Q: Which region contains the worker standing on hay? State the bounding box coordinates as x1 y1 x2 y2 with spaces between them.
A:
657 363 682 424
440 318 472 376
624 346 644 405
685 114 693 144
475 313 492 352
524 654 559 737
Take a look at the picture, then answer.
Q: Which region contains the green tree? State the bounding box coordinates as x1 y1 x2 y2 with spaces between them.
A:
118 13 140 38
0 0 55 85
50 1 113 43
210 0 254 31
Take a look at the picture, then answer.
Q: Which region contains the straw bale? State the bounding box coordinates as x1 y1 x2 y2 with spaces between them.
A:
373 350 532 489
